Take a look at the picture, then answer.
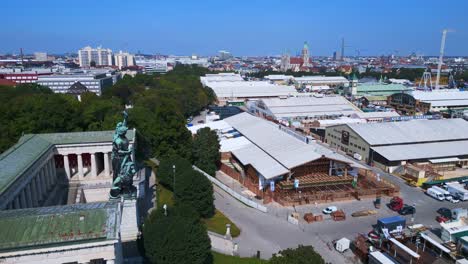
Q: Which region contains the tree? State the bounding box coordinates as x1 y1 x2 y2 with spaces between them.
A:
192 127 220 176
157 155 192 190
175 168 215 218
270 245 325 264
143 204 212 264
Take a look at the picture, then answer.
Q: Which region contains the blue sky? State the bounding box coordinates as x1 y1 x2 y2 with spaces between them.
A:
2 0 468 56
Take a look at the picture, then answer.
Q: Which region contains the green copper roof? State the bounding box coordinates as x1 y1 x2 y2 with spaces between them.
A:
303 41 308 49
39 130 134 145
356 83 412 96
0 202 119 252
0 135 53 194
0 130 135 195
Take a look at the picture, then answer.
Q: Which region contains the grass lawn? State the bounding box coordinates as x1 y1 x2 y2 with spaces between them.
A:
204 210 241 237
212 251 267 264
156 183 174 208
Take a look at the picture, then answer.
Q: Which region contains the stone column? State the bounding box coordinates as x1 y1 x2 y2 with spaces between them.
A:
104 152 110 177
77 154 84 179
26 183 34 208
90 153 97 178
40 169 47 200
44 163 51 191
51 158 57 183
20 189 27 208
109 153 113 174
48 160 55 188
31 176 38 207
14 195 20 209
64 155 71 179
34 174 42 205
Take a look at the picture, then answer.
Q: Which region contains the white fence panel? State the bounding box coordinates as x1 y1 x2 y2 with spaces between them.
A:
193 166 268 213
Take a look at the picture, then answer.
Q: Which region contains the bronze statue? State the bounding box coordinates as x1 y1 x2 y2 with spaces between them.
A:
110 110 137 199
112 110 131 181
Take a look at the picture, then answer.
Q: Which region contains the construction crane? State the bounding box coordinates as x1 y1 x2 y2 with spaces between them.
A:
340 38 351 61
435 29 451 89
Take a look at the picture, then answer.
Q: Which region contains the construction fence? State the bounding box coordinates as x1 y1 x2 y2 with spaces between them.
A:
193 166 268 213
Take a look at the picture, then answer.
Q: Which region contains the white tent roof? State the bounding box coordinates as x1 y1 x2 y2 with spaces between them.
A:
347 118 468 146
420 232 450 254
206 81 296 99
372 140 468 161
259 96 360 118
225 113 365 170
389 238 420 259
232 144 290 179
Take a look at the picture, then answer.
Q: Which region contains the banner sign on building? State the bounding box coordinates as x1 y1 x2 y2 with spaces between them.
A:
383 114 441 122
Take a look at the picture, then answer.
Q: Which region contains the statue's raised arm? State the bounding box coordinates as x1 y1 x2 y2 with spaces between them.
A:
122 110 128 127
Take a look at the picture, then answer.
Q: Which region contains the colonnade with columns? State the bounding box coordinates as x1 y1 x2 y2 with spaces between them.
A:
61 151 113 181
5 157 57 210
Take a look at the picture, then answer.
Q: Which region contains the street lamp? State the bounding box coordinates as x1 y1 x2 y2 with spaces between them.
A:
173 165 176 195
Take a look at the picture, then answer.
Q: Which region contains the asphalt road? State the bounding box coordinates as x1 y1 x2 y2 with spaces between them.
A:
213 165 468 263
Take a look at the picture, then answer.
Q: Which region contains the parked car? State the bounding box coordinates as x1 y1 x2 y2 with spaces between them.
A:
451 197 460 203
323 206 338 214
437 207 452 218
436 215 450 223
399 205 416 215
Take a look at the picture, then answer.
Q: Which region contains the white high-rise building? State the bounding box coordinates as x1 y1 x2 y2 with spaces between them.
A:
219 50 232 60
114 51 135 69
78 46 113 67
34 52 48 61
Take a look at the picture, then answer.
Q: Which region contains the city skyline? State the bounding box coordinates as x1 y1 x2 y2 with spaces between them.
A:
2 0 468 56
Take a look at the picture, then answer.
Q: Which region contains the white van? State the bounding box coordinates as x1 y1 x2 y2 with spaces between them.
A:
432 186 453 201
426 187 445 201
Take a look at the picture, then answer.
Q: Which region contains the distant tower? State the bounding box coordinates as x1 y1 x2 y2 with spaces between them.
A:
333 51 337 61
349 73 358 96
280 51 291 72
301 41 310 67
341 38 345 61
448 72 456 89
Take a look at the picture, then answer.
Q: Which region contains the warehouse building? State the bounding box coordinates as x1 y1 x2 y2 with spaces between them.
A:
294 76 349 88
344 75 413 97
192 113 398 205
37 73 114 96
388 90 468 116
200 73 244 86
249 95 361 122
204 80 296 106
325 119 468 173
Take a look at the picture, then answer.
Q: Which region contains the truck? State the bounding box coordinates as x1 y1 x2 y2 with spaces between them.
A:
431 186 453 201
452 208 468 220
446 182 468 201
426 187 445 201
377 216 406 235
